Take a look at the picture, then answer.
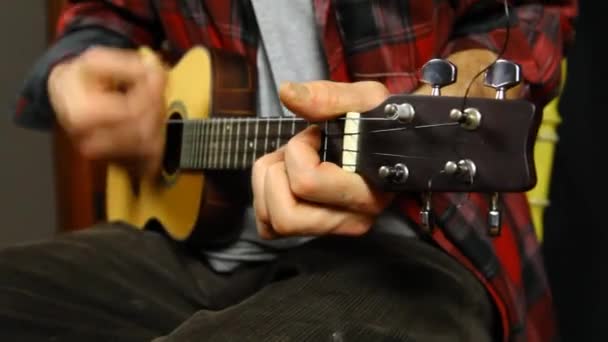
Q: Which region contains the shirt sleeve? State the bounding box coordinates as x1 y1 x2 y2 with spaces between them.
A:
11 0 162 130
442 1 577 107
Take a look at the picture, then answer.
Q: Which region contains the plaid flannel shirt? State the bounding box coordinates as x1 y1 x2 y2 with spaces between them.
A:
13 1 577 341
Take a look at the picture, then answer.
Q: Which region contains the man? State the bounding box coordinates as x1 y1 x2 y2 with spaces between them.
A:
3 1 576 341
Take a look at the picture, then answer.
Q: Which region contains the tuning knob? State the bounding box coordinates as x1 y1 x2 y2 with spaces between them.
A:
444 159 476 184
484 59 521 100
378 163 409 184
421 58 457 96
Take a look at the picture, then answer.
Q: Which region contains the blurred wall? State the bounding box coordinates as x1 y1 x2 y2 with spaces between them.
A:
0 2 56 247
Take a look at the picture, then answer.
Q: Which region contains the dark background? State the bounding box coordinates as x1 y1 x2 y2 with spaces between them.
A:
544 0 608 341
0 2 56 248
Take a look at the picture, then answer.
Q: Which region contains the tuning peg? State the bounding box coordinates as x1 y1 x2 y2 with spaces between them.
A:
444 159 476 184
482 59 520 237
419 192 434 233
421 58 457 96
484 59 521 100
378 163 409 184
488 193 501 236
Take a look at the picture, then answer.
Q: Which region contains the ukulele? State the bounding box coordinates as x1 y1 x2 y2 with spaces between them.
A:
105 46 539 247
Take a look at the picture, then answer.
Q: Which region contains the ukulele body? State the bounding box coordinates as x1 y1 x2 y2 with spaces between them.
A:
106 46 256 247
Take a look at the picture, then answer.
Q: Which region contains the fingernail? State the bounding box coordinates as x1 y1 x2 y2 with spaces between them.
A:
283 82 310 103
141 51 160 70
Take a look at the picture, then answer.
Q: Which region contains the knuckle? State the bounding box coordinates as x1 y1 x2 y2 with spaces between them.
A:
80 47 104 66
253 198 269 223
357 197 384 215
359 81 390 109
364 80 390 95
253 153 272 170
346 217 373 236
271 214 292 236
284 140 318 197
77 138 97 160
251 160 266 182
63 108 89 135
315 81 340 112
289 170 317 198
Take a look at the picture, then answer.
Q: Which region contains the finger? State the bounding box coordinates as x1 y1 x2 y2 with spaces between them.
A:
251 148 285 228
79 47 149 84
126 53 168 173
255 216 279 240
64 91 129 134
279 80 389 121
264 161 372 237
284 126 392 214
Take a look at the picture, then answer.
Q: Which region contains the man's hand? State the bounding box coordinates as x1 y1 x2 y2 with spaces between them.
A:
252 81 394 239
48 46 167 176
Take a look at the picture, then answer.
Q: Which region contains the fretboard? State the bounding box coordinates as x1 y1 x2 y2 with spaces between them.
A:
179 117 317 170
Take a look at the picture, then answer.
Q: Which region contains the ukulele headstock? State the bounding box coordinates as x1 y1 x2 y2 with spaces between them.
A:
348 58 538 234
356 95 538 193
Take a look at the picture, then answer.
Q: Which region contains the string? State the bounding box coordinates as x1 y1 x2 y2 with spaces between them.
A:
167 117 397 124
176 116 462 142
460 0 511 110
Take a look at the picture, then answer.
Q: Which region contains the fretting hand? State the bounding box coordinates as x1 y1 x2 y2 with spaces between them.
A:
252 81 394 239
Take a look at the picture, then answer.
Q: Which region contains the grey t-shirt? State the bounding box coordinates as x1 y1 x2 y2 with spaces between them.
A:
203 0 417 272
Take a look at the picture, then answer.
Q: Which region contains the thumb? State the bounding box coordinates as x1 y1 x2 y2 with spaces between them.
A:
279 80 389 121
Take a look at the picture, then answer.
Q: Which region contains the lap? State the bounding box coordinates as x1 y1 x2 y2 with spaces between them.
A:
158 234 498 342
0 224 497 342
0 222 269 341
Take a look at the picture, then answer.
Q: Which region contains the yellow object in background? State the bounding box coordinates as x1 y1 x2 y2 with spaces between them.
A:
526 61 567 241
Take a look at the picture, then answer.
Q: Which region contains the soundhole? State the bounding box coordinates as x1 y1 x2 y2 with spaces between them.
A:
162 112 183 177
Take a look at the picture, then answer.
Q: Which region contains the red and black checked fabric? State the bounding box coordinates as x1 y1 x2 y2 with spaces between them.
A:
48 1 577 341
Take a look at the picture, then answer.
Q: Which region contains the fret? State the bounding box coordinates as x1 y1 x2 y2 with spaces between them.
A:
253 120 259 163
226 118 232 169
192 121 198 169
203 120 213 167
203 119 210 168
190 121 196 169
323 121 329 162
216 120 222 169
206 119 213 168
291 117 295 137
235 119 240 169
219 119 226 169
198 120 204 168
264 117 270 154
276 118 282 151
192 123 197 168
212 120 219 169
205 120 211 169
196 120 203 169
243 120 249 168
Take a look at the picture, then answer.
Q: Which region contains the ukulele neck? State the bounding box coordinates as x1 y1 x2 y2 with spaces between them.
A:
175 116 354 171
